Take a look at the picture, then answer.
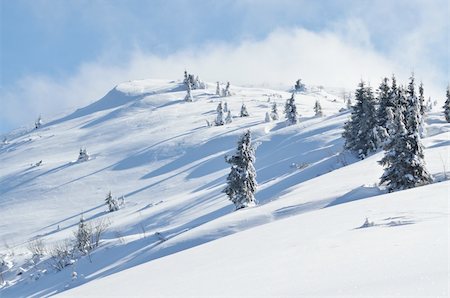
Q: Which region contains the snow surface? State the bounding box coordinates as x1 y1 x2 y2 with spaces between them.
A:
0 79 448 297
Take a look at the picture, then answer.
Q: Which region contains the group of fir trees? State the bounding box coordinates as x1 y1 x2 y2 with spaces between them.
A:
343 75 433 192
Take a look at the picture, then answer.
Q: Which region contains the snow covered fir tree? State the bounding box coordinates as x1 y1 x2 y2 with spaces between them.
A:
75 216 91 254
284 92 298 125
270 102 279 120
240 103 249 117
105 191 119 212
77 148 90 162
294 79 306 92
379 87 432 192
184 83 193 102
444 86 450 123
223 130 257 210
342 81 378 159
215 102 225 126
314 100 323 117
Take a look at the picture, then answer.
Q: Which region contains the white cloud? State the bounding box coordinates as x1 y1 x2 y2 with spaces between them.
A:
1 25 446 132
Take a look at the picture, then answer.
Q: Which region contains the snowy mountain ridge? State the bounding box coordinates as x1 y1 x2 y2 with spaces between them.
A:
0 78 448 297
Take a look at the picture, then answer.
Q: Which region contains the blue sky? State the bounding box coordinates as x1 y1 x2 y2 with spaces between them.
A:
1 0 448 133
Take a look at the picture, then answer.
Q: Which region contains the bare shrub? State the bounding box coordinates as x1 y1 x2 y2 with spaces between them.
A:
49 240 73 271
27 238 46 257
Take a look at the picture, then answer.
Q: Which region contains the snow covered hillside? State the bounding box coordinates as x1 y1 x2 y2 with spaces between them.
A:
0 79 448 297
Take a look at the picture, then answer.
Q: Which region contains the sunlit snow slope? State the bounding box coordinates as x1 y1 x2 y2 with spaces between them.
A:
0 79 448 297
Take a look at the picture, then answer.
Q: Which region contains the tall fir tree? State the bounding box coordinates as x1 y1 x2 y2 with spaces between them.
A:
379 88 432 192
223 130 257 209
342 81 379 159
284 93 298 125
444 86 450 123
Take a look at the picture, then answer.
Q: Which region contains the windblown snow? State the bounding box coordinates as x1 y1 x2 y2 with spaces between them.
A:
0 79 448 297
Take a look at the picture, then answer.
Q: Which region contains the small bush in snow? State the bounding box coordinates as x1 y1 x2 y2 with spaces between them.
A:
49 240 74 271
27 238 47 257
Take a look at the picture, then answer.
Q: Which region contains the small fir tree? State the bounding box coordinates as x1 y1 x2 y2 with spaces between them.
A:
225 110 233 124
418 82 426 116
444 86 450 123
215 102 225 126
240 103 249 117
35 115 42 129
265 111 271 122
223 82 231 96
284 93 298 125
75 216 91 253
223 102 228 112
184 83 193 102
105 191 119 212
223 130 257 209
216 82 221 96
294 79 306 92
77 148 89 162
271 102 279 120
314 100 323 117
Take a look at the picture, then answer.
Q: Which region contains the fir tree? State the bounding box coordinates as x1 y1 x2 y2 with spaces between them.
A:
314 100 323 117
184 83 193 102
240 103 249 117
224 82 231 97
216 82 221 96
265 112 271 122
444 86 450 123
294 79 306 92
223 130 257 209
346 97 352 109
215 102 225 126
379 89 432 192
105 191 119 212
77 148 89 162
418 82 426 116
375 77 395 143
284 93 298 125
225 110 233 124
75 216 91 253
223 102 228 112
405 74 425 136
342 81 379 159
35 115 42 129
271 102 279 120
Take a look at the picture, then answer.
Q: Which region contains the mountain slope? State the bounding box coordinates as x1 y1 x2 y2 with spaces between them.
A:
0 79 448 297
